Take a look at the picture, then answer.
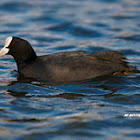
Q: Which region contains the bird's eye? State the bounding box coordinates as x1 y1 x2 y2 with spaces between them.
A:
12 42 16 46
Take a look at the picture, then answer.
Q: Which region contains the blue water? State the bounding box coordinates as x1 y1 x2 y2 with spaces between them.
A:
0 0 140 139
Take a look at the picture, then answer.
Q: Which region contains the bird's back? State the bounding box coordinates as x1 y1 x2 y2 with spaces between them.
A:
19 51 135 82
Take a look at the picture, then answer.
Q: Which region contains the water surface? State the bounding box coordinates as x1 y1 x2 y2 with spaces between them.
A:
0 0 140 139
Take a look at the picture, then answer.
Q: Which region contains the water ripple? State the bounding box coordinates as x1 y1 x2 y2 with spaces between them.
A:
0 0 140 139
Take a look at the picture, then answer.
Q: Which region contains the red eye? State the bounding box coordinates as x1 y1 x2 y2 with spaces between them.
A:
12 42 16 46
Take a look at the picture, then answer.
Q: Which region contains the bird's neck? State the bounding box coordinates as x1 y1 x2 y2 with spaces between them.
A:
13 52 37 71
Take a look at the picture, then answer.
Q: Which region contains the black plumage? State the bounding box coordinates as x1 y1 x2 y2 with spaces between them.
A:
0 37 136 82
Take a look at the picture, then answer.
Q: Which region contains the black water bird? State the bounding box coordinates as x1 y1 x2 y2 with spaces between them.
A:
0 37 136 82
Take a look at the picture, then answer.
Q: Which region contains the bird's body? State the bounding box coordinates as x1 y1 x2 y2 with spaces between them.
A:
0 37 136 82
16 50 135 82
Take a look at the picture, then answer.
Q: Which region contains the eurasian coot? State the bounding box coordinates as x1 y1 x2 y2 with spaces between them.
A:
0 37 136 82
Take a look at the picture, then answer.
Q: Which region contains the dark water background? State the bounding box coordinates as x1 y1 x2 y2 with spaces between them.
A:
0 0 140 139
